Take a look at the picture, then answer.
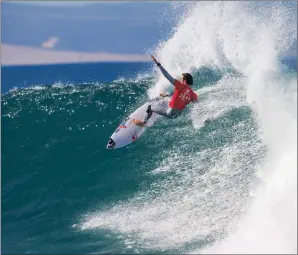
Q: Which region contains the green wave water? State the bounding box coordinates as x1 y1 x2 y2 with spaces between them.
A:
2 68 267 253
2 1 297 253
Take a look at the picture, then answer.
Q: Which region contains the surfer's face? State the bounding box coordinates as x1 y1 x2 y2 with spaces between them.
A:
182 73 193 86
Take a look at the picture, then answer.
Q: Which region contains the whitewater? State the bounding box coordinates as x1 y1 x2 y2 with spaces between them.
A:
80 1 297 253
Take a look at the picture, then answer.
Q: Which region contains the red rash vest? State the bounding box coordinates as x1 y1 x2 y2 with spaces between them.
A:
169 80 198 110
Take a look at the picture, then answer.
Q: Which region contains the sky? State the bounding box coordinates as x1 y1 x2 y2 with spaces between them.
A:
1 1 177 65
1 1 296 65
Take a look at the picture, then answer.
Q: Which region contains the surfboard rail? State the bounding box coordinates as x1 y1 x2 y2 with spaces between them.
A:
106 98 170 149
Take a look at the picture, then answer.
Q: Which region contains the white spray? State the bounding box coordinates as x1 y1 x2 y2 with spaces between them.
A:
80 2 297 253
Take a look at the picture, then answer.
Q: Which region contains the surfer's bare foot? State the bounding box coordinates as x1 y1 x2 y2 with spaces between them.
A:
133 119 146 126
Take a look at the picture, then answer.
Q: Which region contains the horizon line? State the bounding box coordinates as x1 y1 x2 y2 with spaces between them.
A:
1 44 151 66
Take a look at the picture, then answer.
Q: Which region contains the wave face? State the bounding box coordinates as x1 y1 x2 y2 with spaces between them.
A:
2 1 297 254
79 1 297 254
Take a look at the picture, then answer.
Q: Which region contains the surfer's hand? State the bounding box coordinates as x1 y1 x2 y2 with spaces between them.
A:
159 92 168 97
151 55 157 62
151 55 160 66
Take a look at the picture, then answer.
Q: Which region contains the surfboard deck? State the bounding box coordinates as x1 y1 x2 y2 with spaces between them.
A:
106 97 170 149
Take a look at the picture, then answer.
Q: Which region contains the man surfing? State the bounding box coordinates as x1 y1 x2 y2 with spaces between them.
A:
133 55 198 126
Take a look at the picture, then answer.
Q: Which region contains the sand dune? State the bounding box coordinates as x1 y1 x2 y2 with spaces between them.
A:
1 44 149 66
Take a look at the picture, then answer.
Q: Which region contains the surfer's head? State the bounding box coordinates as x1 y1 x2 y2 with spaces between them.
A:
182 73 193 85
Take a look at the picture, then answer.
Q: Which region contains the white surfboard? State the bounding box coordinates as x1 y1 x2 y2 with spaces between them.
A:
106 97 170 149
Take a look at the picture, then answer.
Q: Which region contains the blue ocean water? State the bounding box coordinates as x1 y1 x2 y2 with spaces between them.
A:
1 62 151 93
2 58 296 254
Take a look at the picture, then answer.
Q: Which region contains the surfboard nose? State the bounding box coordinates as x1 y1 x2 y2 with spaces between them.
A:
106 138 116 149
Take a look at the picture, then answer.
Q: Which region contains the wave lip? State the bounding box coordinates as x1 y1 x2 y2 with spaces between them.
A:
76 1 297 253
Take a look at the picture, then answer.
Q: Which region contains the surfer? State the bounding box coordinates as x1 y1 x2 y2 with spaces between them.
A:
133 55 198 126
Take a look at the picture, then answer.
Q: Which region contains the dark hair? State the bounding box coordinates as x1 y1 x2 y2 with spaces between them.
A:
182 73 193 85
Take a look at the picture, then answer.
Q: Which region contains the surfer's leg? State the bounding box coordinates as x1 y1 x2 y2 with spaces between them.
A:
151 104 168 116
140 104 181 125
146 105 181 120
165 107 182 119
142 103 167 123
150 95 164 102
142 105 153 122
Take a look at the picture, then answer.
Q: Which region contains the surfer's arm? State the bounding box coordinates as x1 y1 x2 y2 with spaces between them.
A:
160 91 174 97
157 65 176 86
151 55 175 85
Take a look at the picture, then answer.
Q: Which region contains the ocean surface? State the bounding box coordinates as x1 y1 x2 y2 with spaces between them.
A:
2 2 297 254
